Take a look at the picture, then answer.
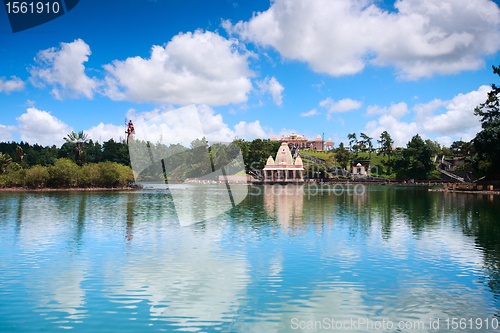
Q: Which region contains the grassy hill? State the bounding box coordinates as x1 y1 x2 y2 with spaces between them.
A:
303 150 387 165
302 150 395 178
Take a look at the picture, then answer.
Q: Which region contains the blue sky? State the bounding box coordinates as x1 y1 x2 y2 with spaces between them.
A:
1 0 500 148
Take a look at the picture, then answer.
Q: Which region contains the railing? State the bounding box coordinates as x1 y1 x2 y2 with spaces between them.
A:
300 153 326 165
436 163 464 182
300 153 353 177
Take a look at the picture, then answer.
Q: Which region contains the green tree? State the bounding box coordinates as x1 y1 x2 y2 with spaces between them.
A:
347 133 357 153
84 140 104 163
472 64 500 177
246 139 281 170
47 158 79 187
425 139 441 157
474 64 500 127
233 139 249 166
0 152 12 174
473 121 500 176
360 133 373 158
393 135 433 179
450 140 467 156
16 145 25 168
335 142 350 170
102 139 130 166
377 131 394 164
64 131 90 163
25 165 50 188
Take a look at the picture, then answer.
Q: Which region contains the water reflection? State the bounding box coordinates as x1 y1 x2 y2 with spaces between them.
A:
75 193 87 246
259 184 373 235
35 259 88 320
104 227 250 330
263 185 304 228
15 193 26 240
256 185 500 301
0 187 499 331
125 192 135 242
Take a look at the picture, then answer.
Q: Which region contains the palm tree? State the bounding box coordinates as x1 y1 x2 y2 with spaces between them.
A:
347 133 357 152
367 140 373 158
16 145 24 168
0 152 12 174
360 133 373 158
64 131 90 159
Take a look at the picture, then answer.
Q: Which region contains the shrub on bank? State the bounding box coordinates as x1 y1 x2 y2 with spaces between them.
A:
0 169 27 187
0 158 135 189
8 169 26 187
25 165 50 187
97 161 134 187
79 163 100 187
48 158 79 187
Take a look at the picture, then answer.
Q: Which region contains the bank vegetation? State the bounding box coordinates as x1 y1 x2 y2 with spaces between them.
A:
0 158 134 189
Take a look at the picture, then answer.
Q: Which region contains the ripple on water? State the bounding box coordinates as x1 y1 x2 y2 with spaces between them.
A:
0 187 499 332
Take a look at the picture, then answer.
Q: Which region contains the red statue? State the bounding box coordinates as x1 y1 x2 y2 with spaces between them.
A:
125 119 135 143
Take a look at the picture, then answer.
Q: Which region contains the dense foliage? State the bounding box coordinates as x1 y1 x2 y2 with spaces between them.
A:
2 101 498 185
334 142 350 170
473 64 500 178
233 138 282 171
472 119 500 177
128 138 246 183
0 139 131 168
0 158 134 188
391 134 434 179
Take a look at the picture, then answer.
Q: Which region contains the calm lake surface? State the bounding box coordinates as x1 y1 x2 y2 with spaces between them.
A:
0 185 499 332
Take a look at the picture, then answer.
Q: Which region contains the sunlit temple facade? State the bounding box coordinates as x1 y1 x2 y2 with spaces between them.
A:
271 133 334 150
264 143 304 182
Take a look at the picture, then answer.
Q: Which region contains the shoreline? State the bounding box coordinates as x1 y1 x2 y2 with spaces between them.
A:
251 180 444 186
0 186 142 192
428 188 500 195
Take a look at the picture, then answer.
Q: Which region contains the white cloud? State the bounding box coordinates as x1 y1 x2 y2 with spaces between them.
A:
312 80 325 92
256 76 284 105
197 104 238 141
365 115 419 147
0 124 16 142
16 108 72 146
29 39 99 99
224 0 500 79
319 97 362 119
234 120 269 139
86 123 124 143
366 102 408 118
103 30 255 106
365 85 490 146
125 105 270 145
275 128 297 139
418 85 490 138
0 76 25 93
413 98 445 118
435 136 453 147
300 109 319 117
6 104 270 147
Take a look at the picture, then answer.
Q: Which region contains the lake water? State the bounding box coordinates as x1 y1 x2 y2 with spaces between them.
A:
0 185 499 332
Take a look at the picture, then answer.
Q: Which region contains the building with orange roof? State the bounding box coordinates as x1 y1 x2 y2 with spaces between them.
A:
325 138 334 150
271 132 326 150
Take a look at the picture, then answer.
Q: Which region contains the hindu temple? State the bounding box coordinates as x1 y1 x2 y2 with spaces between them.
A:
264 143 304 182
